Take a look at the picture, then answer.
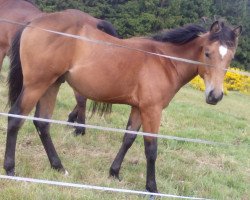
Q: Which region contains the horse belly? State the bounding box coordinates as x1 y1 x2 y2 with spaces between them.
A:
66 65 136 104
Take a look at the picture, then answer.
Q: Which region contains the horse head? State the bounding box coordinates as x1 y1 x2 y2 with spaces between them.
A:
198 21 242 105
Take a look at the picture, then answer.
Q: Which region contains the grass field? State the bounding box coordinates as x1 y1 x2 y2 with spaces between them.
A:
0 58 249 200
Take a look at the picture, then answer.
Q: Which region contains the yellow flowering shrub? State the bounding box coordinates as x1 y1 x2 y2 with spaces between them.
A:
189 75 206 91
190 68 250 95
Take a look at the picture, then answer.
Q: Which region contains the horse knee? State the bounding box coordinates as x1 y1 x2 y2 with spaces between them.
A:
33 120 49 134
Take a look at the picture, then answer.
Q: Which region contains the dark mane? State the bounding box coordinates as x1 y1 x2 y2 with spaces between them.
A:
152 22 238 47
151 24 206 44
209 22 237 47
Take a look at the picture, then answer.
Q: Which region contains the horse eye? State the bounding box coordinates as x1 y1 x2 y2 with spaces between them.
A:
205 52 210 58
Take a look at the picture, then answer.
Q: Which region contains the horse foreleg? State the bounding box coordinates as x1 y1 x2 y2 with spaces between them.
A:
4 87 46 176
110 106 141 180
141 106 162 193
33 82 67 174
68 91 87 135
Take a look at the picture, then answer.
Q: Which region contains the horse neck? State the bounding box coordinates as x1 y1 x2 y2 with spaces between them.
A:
163 37 203 90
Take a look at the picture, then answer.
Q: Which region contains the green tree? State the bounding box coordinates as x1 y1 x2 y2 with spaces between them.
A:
34 0 249 70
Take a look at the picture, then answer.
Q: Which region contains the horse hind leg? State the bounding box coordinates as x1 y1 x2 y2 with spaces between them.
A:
67 105 78 123
110 106 141 180
33 82 67 174
67 91 87 136
4 86 49 175
4 97 24 175
74 94 87 135
67 91 80 123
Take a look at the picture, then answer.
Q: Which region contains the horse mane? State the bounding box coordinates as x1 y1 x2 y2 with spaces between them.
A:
97 20 119 38
152 21 237 47
151 24 206 45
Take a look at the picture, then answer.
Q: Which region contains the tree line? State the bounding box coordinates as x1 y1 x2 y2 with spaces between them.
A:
34 0 250 70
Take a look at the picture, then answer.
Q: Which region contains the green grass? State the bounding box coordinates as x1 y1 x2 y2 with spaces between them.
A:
0 58 249 200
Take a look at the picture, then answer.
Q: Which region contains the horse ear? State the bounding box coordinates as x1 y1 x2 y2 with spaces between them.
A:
233 26 243 37
210 21 221 33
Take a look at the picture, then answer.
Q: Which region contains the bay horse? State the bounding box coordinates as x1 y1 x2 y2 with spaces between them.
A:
4 9 242 193
0 1 118 135
0 0 41 70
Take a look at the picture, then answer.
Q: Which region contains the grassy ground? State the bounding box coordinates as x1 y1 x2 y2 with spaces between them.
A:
0 58 249 200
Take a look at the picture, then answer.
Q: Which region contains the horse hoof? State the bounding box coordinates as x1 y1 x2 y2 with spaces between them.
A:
74 127 86 136
109 168 121 181
58 168 69 176
6 169 15 176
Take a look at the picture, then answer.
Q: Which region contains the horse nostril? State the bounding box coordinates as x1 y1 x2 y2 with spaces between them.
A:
206 91 223 105
208 90 213 98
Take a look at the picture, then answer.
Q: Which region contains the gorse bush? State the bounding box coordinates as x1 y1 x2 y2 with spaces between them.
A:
190 68 250 95
224 68 250 94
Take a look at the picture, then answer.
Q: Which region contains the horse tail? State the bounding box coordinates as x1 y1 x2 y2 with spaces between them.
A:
8 26 26 106
89 101 112 117
97 20 119 38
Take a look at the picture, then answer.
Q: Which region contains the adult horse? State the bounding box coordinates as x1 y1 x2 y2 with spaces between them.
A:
0 0 41 70
4 9 242 193
0 0 118 135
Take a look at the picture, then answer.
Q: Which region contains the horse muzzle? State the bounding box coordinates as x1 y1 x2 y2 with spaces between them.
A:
206 90 223 105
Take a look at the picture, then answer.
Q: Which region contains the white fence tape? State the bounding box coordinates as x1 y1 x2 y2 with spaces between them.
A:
0 112 225 146
0 175 212 200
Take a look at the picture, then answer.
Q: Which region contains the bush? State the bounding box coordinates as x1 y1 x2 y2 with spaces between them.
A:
190 68 250 95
